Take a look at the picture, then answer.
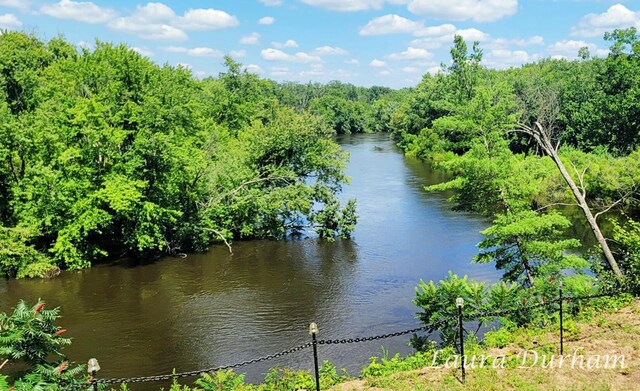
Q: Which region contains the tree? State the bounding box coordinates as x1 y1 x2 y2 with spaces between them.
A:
599 28 640 154
447 35 483 103
515 89 624 277
610 218 640 293
0 34 358 278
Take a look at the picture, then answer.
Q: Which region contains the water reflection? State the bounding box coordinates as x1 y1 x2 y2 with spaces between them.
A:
0 133 500 389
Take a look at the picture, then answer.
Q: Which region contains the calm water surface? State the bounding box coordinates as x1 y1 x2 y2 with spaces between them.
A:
0 133 500 389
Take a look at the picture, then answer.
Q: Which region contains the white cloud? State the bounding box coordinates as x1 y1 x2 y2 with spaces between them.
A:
359 14 421 36
388 47 433 61
483 48 539 68
230 49 247 58
175 8 239 30
409 38 447 49
407 0 518 22
515 35 543 46
300 0 404 12
0 13 22 29
402 66 420 73
299 63 326 77
369 59 387 67
571 4 640 37
259 0 283 6
489 49 529 60
312 46 348 56
457 28 488 41
110 19 187 40
0 0 31 11
108 3 238 41
259 16 275 25
490 35 544 48
40 0 117 24
131 46 153 57
413 23 456 37
240 32 261 45
188 47 223 57
272 39 298 48
548 40 609 58
261 48 322 63
345 59 360 65
161 46 223 57
410 25 488 49
246 64 264 74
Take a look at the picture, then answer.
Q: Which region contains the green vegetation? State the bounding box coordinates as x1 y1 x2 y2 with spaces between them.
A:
0 300 87 390
390 28 640 293
2 24 640 390
391 30 640 381
0 32 367 278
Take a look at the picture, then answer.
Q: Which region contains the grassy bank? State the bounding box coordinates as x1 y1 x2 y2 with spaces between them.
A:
330 299 639 391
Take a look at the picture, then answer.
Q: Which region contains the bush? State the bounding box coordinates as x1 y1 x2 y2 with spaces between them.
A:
0 300 87 390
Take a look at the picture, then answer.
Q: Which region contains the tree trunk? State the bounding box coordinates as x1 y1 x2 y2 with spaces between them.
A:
548 148 624 277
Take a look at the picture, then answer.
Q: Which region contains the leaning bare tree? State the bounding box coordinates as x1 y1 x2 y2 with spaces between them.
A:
514 88 624 278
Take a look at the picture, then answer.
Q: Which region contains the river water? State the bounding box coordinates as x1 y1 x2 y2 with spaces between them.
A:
0 133 500 389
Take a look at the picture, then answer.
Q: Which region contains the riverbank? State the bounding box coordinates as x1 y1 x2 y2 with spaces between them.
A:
3 297 636 390
101 297 638 390
330 299 639 391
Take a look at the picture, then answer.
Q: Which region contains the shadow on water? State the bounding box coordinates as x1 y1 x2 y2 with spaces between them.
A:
1 133 501 390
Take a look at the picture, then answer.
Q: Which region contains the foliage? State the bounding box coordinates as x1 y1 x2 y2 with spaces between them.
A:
0 300 87 390
447 35 483 103
413 272 594 348
195 370 247 391
0 34 359 278
360 346 456 379
0 226 55 278
396 30 640 283
475 210 587 284
603 218 640 295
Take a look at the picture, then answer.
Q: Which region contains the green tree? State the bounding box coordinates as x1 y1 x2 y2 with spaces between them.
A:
447 35 483 103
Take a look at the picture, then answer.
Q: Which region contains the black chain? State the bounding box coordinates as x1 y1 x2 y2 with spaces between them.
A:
89 342 312 386
317 320 448 345
63 290 624 389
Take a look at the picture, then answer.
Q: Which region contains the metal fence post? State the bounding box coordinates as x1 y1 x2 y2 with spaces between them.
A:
456 297 465 384
559 281 564 355
87 358 100 391
309 323 320 391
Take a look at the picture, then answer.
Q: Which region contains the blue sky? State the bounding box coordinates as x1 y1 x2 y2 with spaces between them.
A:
0 0 639 88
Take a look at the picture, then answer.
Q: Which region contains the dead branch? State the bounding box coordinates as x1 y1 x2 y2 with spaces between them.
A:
201 227 233 254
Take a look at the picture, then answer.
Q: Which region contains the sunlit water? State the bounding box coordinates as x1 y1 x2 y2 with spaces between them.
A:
0 133 500 389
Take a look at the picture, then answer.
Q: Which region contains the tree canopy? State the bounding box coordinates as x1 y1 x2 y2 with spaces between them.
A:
0 32 360 278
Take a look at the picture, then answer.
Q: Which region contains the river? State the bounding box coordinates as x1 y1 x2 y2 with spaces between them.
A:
0 133 500 389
